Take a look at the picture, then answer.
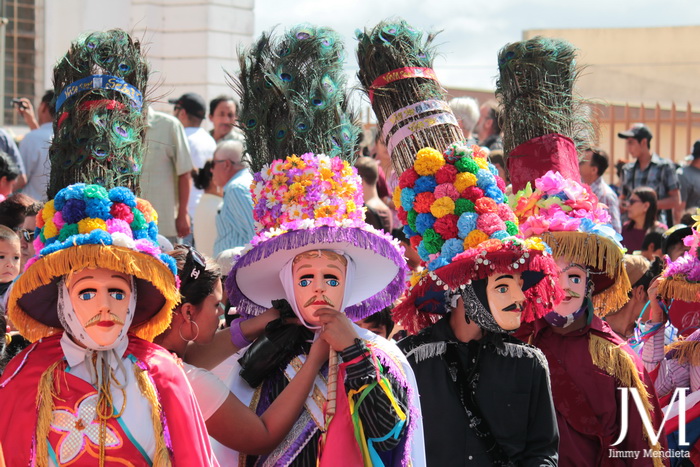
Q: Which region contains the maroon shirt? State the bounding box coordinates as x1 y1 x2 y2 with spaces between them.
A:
521 314 668 466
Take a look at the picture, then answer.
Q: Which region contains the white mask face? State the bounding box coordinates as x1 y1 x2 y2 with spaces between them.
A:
486 273 525 331
554 257 587 317
62 268 135 349
292 252 347 326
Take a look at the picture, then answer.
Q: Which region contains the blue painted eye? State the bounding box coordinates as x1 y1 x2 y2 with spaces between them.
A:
298 279 311 287
80 292 96 300
327 279 340 287
110 291 126 300
571 277 581 284
497 286 508 294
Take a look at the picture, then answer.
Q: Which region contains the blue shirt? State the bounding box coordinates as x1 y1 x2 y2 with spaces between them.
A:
214 168 255 256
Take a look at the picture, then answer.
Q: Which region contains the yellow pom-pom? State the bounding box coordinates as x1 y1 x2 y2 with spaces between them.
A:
414 148 445 176
464 230 488 249
430 197 455 218
42 200 56 222
524 237 546 251
346 200 357 213
393 186 402 209
454 172 477 192
43 219 59 239
78 218 107 235
475 158 489 170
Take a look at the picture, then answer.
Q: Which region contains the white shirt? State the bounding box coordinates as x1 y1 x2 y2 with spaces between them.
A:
183 362 229 421
193 193 223 258
185 127 217 219
58 333 156 463
19 122 53 201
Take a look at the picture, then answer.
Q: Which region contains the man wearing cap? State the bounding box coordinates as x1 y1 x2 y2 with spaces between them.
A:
678 140 700 215
618 123 680 226
171 92 217 232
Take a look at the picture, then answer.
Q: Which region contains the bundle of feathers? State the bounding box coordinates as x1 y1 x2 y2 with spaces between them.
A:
48 29 149 198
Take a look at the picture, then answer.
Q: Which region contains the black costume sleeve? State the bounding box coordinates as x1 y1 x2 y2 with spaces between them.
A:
340 339 408 452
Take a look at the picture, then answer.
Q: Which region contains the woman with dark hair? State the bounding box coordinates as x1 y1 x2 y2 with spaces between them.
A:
154 244 330 454
622 186 667 253
193 160 222 257
0 151 20 202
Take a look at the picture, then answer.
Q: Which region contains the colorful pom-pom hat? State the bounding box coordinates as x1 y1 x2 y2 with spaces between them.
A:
8 183 180 342
225 152 407 320
392 143 562 334
508 167 630 316
659 210 700 303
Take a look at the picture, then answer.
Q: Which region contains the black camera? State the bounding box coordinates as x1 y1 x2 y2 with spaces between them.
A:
10 98 27 110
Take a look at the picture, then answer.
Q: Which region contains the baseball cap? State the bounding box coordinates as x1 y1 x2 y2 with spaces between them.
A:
618 123 652 141
168 92 206 120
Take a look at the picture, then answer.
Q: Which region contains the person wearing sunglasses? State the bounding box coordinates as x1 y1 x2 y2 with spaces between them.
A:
154 245 331 454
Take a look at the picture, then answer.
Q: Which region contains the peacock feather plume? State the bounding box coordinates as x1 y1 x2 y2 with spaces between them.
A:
356 18 463 174
496 36 591 158
48 29 149 199
234 24 360 173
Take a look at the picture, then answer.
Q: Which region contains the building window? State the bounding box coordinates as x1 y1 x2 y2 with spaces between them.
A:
4 0 36 126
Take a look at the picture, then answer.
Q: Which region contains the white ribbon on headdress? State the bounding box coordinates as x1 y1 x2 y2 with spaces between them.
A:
279 251 356 330
57 275 137 387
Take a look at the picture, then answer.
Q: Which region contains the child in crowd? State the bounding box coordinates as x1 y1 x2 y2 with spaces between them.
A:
0 225 20 304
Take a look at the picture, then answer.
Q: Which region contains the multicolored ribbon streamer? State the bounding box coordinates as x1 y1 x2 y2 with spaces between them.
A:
387 112 458 155
368 67 438 103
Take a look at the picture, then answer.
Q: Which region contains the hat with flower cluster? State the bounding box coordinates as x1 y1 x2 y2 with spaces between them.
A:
659 210 700 303
390 142 562 333
508 171 630 316
225 25 406 321
226 153 406 321
8 183 180 342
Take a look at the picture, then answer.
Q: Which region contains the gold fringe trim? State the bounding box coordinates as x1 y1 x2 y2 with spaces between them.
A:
134 364 171 467
35 361 62 467
665 339 700 366
541 231 631 317
588 335 663 466
8 244 180 343
659 277 700 303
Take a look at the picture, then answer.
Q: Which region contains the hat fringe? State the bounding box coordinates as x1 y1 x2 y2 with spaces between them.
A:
665 339 700 366
542 231 631 317
659 278 700 303
588 335 663 465
9 244 179 342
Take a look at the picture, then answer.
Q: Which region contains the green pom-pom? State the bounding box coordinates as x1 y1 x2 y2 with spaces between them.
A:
84 185 109 199
454 198 475 216
505 221 519 236
58 223 80 242
423 228 445 254
407 209 418 231
131 209 147 231
454 157 479 174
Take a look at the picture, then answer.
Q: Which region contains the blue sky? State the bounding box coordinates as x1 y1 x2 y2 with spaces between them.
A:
254 0 700 91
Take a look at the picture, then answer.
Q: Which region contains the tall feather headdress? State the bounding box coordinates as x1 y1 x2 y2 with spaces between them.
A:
356 18 464 174
235 24 359 172
48 29 149 198
356 19 562 334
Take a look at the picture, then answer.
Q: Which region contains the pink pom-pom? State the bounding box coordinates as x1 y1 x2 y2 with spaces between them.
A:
477 213 505 235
